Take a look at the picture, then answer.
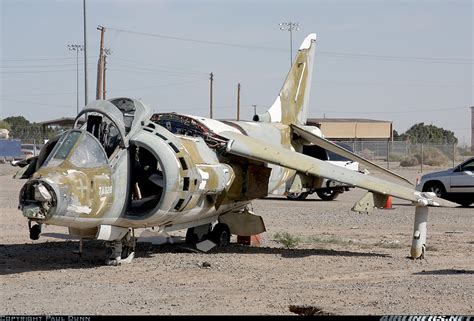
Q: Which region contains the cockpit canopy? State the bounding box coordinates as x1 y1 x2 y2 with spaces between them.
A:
44 130 108 169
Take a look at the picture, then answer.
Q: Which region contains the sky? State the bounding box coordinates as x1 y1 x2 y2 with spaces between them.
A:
1 0 473 146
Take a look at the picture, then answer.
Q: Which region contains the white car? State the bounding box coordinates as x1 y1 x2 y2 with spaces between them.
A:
287 142 359 201
415 157 474 207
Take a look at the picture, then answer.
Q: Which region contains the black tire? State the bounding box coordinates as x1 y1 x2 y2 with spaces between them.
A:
185 228 199 244
211 223 231 247
286 192 309 200
422 182 446 198
29 224 41 240
316 189 340 201
459 201 472 207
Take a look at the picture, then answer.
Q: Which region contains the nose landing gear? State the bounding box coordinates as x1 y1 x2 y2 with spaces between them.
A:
28 221 42 240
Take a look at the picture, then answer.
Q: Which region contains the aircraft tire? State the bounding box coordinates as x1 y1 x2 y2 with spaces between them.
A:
286 192 309 200
185 228 199 244
316 189 340 201
29 224 41 240
211 223 231 247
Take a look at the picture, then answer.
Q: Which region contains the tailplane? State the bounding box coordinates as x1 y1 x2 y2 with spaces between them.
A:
254 33 316 125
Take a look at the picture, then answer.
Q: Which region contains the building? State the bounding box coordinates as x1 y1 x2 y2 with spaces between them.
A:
306 118 393 141
37 117 85 142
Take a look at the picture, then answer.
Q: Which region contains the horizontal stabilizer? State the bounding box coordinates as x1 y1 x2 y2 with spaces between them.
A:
291 124 413 186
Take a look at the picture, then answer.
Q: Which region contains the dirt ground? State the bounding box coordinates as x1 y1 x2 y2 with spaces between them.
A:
0 163 472 315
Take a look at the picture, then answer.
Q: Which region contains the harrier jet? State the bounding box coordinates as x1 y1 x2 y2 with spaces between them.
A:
15 34 453 265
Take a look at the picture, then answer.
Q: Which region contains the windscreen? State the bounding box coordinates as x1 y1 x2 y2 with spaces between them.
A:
69 132 108 168
45 131 81 167
45 131 108 168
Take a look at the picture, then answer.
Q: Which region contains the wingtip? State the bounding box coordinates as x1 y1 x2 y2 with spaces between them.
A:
299 33 317 50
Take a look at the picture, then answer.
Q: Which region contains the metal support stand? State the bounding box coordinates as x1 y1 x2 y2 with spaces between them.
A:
73 238 84 257
411 205 428 259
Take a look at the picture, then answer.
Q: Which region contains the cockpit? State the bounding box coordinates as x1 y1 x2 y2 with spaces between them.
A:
44 130 109 169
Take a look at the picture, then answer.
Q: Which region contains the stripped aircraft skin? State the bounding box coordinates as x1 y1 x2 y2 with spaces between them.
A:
15 34 454 265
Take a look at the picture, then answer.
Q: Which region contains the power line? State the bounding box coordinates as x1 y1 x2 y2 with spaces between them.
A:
1 98 74 109
106 26 473 64
107 27 286 52
0 56 97 62
109 79 205 92
0 68 95 74
109 68 205 79
0 63 80 68
0 91 78 97
111 57 209 75
109 62 207 76
317 106 470 114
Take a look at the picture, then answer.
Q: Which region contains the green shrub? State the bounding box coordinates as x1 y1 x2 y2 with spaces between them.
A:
273 232 301 249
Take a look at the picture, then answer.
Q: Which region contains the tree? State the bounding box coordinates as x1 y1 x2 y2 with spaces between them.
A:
0 119 12 131
3 116 61 143
402 123 458 144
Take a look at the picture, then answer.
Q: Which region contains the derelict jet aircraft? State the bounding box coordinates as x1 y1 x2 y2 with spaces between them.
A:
15 34 454 265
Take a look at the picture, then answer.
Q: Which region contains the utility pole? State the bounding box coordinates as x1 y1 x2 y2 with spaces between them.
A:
67 44 84 115
102 49 112 100
209 72 214 119
83 0 88 105
236 83 241 121
279 22 299 66
96 25 105 100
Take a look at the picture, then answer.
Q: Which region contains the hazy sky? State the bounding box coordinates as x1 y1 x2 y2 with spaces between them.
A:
1 0 473 145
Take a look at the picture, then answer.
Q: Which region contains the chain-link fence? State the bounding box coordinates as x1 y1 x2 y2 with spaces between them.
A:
336 140 473 172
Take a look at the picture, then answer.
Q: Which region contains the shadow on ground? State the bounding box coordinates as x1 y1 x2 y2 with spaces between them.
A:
413 269 474 275
0 240 389 275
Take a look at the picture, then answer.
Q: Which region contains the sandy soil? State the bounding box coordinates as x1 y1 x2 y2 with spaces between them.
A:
0 163 472 315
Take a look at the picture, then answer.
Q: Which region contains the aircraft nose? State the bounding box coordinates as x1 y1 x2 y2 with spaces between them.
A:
20 179 58 220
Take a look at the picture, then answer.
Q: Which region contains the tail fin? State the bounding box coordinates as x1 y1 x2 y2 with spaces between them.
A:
254 33 316 125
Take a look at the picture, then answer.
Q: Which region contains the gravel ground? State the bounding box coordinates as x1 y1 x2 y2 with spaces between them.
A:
0 163 472 315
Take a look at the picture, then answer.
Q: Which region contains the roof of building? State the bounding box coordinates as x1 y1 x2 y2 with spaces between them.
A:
37 117 85 127
307 118 391 123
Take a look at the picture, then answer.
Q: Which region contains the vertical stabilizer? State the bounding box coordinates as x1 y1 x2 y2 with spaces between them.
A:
254 33 316 125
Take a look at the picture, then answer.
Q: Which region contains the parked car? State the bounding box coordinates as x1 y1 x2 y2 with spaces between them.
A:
415 157 474 207
286 142 359 201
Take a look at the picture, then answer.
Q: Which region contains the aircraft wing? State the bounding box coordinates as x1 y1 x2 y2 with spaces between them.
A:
221 131 455 207
291 124 413 186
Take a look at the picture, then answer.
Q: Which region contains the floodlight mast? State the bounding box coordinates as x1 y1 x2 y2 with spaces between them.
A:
67 44 84 115
279 22 300 66
83 0 88 105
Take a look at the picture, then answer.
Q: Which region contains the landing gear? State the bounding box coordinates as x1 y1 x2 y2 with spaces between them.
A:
316 189 340 201
28 221 42 240
287 192 309 200
186 222 231 248
105 229 136 266
185 224 212 244
210 223 231 247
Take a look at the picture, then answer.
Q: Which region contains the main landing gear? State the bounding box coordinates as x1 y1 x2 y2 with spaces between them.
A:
186 222 231 248
105 229 136 266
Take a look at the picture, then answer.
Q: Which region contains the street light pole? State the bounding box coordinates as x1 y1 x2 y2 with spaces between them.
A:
279 22 299 66
67 44 84 115
83 0 88 105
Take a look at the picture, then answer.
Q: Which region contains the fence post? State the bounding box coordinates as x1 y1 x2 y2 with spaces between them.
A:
452 143 455 167
420 143 423 173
